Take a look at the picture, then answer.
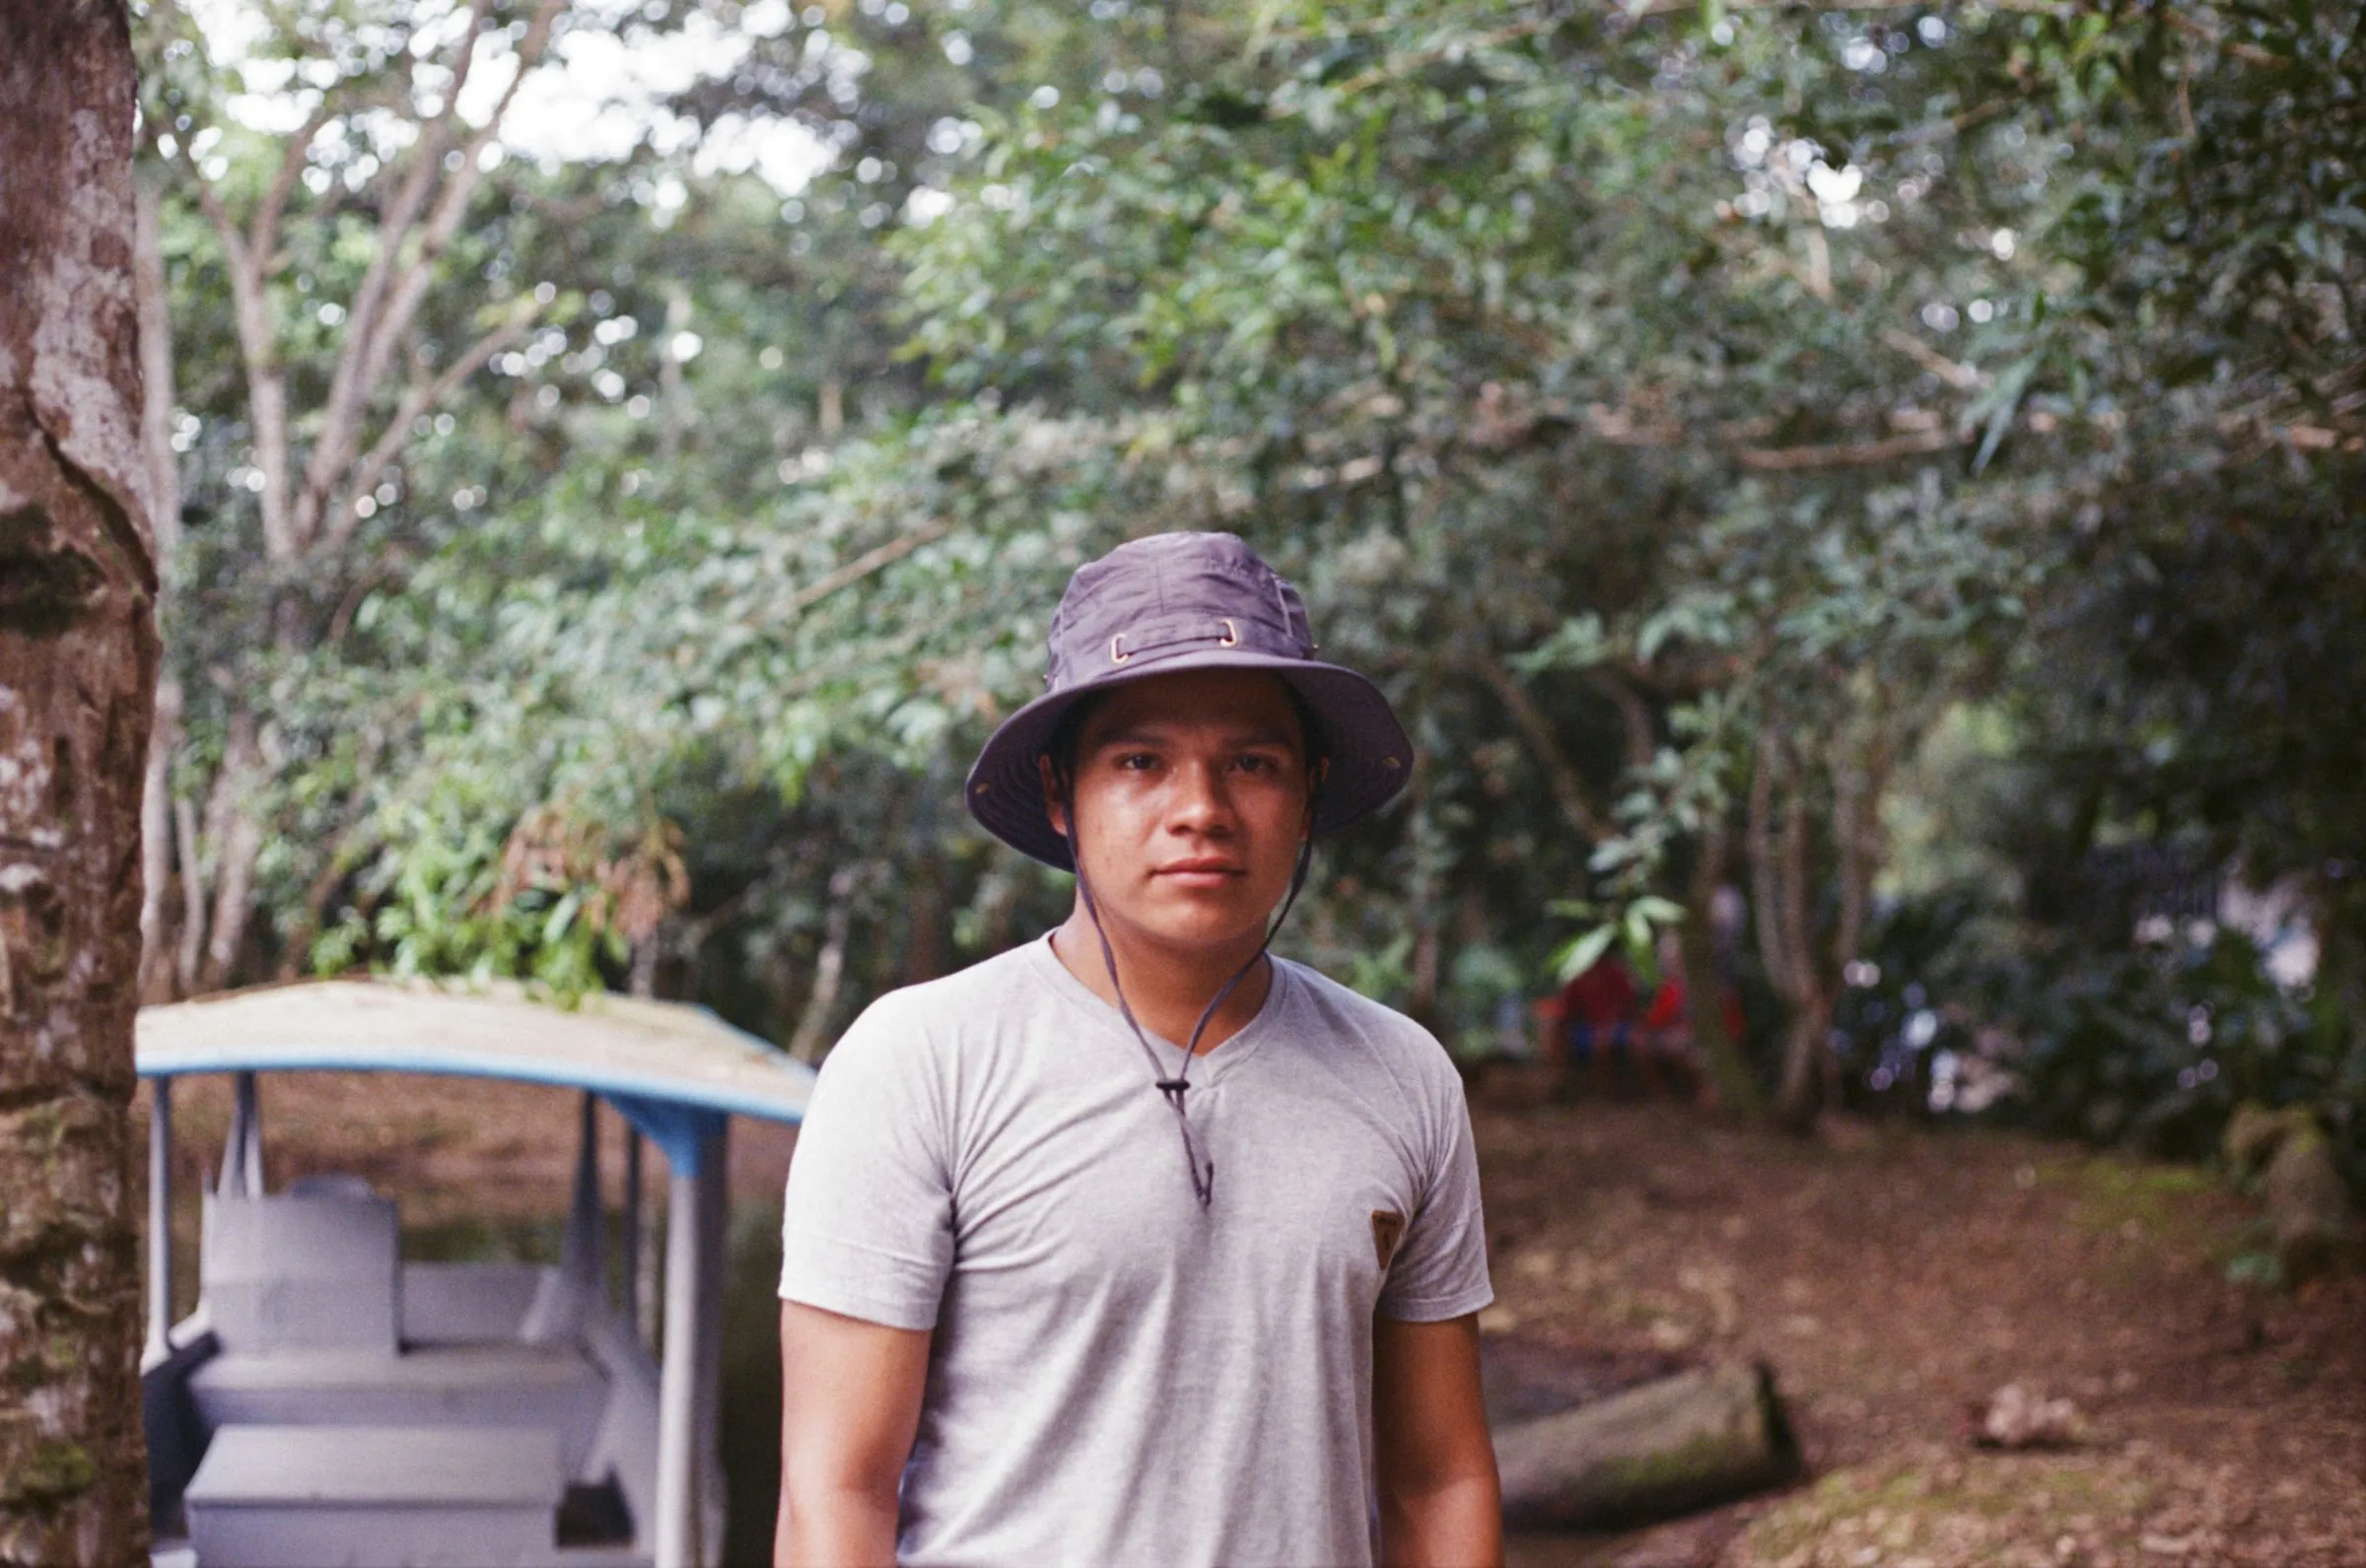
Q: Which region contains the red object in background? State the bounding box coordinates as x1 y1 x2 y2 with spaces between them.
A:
1640 973 1746 1043
1551 959 1639 1031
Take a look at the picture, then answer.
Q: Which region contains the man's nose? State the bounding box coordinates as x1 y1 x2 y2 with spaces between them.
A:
1165 758 1237 832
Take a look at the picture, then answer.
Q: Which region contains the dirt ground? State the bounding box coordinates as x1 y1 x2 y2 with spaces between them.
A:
143 1073 2365 1567
1473 1091 2366 1568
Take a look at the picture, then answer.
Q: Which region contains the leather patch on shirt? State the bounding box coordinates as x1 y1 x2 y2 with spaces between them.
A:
1370 1210 1407 1271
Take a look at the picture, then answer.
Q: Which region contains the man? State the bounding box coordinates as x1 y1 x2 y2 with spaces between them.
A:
775 532 1500 1567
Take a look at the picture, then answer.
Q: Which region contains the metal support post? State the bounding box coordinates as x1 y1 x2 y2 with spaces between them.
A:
145 1076 173 1366
622 1130 643 1331
695 1120 730 1554
220 1070 261 1196
653 1133 708 1568
561 1090 603 1290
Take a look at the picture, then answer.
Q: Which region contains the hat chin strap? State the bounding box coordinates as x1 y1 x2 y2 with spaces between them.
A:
1061 784 1319 1213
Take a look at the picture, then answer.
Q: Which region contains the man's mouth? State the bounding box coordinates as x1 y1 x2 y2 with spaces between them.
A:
1154 859 1247 882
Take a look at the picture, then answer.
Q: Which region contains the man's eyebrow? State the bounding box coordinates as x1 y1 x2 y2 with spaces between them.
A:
1087 720 1303 749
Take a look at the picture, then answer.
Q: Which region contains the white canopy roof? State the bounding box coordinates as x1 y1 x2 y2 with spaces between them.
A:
136 979 814 1125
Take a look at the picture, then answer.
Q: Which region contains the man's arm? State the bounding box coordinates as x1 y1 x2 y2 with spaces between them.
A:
1373 1312 1502 1568
776 1300 932 1567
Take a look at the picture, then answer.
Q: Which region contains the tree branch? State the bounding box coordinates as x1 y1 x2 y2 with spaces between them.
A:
1587 667 1657 773
784 518 953 615
298 0 561 547
248 99 337 268
1881 326 1984 391
316 307 535 556
296 0 500 546
1738 427 1961 472
2161 7 2281 67
165 128 297 556
1632 0 1949 12
1325 18 1561 99
1448 653 1611 842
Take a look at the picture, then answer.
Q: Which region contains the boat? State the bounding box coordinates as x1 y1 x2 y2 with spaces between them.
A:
136 979 816 1568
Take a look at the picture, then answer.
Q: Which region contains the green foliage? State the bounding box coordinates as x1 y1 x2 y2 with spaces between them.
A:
1836 887 2366 1201
1546 895 1682 989
141 0 2366 1159
1995 935 2328 1152
313 797 627 998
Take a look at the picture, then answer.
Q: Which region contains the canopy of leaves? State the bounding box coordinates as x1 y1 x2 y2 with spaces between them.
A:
143 0 2364 1159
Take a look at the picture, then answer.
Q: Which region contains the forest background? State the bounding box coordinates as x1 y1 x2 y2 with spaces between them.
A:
132 0 2366 1184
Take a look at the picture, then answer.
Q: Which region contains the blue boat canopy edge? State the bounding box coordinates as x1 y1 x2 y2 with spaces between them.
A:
135 978 815 1125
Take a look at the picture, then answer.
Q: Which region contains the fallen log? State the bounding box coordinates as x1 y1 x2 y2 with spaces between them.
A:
1495 1361 1799 1531
1481 1334 1683 1427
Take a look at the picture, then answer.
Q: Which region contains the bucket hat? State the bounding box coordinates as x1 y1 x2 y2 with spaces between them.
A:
964 531 1413 868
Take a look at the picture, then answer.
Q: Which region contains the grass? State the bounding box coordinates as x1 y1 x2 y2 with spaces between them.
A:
1737 1448 2158 1567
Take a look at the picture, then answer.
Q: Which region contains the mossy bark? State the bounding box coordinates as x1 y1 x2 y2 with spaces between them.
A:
0 3 160 1562
1496 1361 1801 1531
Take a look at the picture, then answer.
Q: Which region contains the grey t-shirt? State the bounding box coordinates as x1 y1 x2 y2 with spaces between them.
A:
777 935 1493 1568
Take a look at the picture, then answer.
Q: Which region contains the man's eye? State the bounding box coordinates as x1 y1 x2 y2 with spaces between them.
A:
1235 753 1281 775
1115 752 1158 771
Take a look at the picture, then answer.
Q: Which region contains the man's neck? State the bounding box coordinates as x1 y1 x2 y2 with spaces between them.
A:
1048 907 1274 1055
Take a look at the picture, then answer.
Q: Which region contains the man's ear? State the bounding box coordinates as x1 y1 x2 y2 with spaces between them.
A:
1038 754 1070 840
1302 758 1330 836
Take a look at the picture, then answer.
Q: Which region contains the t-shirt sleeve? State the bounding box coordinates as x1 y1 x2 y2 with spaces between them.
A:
1376 1064 1493 1323
777 999 955 1331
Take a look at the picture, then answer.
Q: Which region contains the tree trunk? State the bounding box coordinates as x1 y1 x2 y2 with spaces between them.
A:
133 173 180 1003
134 670 177 1000
171 792 205 992
1769 782 1827 1131
1683 828 1761 1117
787 866 859 1063
196 712 264 990
1772 992 1834 1133
1495 1363 1800 1530
1749 734 1829 1133
0 2 161 1560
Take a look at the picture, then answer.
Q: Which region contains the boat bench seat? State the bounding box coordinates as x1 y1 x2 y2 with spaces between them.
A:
399 1261 546 1345
202 1188 400 1355
182 1424 563 1567
187 1344 607 1477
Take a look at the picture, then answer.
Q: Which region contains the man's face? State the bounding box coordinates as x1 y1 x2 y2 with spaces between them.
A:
1045 668 1315 959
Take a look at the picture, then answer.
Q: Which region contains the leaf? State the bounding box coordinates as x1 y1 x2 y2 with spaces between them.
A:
1512 613 1610 674
1551 923 1619 986
541 889 583 947
1966 353 2040 477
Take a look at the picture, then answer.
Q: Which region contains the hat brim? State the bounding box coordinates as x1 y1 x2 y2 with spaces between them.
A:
964 651 1414 871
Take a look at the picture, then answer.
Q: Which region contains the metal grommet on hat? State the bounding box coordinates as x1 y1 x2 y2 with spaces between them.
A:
964 531 1413 869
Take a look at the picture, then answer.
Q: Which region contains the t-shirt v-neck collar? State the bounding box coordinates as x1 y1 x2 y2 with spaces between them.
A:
1025 932 1287 1087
